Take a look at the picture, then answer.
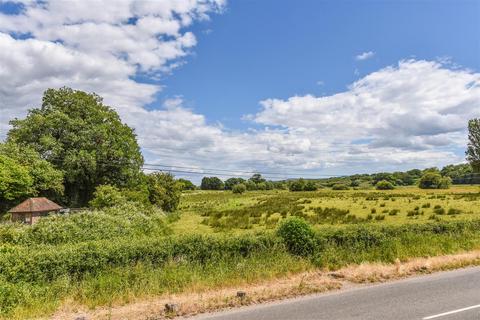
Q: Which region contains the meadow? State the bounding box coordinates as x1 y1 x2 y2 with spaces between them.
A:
173 185 480 234
1 185 480 319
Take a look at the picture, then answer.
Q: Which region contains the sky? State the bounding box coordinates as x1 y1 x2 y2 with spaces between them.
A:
0 0 479 182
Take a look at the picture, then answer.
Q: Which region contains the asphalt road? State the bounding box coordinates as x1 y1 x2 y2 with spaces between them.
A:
192 267 480 320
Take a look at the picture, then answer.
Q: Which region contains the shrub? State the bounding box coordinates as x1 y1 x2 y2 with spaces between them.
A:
375 215 385 221
276 217 315 257
389 209 399 216
232 183 247 194
289 179 306 192
447 208 462 215
303 181 318 191
332 184 349 190
376 180 395 190
147 172 181 212
371 208 376 214
419 172 451 189
89 185 126 209
433 207 446 215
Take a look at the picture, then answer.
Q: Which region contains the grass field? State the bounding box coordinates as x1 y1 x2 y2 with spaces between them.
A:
1 185 480 319
173 185 480 234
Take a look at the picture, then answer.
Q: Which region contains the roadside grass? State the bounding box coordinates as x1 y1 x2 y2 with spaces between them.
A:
2 219 480 319
2 186 480 319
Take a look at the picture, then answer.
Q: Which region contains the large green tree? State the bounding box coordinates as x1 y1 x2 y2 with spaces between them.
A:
466 118 480 172
7 87 144 206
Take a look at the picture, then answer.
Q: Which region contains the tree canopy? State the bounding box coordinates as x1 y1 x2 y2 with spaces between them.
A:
7 87 144 206
0 142 64 212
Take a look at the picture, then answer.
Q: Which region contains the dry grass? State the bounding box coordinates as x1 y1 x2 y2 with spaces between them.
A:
51 250 480 320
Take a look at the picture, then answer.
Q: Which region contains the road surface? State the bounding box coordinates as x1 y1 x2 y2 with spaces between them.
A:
191 267 480 320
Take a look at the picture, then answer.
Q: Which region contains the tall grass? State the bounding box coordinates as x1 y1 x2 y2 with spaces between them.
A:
2 219 480 318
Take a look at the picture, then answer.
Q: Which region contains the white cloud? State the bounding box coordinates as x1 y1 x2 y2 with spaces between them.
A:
355 51 375 61
0 0 224 135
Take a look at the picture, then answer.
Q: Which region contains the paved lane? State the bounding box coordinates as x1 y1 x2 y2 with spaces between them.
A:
191 267 480 320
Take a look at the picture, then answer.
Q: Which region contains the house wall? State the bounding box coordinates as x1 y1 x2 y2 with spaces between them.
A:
11 211 57 224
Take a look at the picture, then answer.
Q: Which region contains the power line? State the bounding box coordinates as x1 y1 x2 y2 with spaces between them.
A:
143 163 343 177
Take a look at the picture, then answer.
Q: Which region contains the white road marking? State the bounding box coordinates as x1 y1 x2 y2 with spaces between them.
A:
422 304 480 319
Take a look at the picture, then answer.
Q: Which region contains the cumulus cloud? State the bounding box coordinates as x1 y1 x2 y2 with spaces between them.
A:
355 51 375 61
0 0 223 135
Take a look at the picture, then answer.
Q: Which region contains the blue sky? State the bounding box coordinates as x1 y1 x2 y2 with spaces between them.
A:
158 0 480 129
0 0 479 181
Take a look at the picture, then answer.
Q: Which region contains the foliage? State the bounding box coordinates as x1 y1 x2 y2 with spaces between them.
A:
0 155 32 203
249 173 266 184
466 118 480 172
418 172 451 189
224 177 246 190
376 180 395 190
0 142 64 212
89 185 127 209
7 87 144 207
232 183 247 194
201 176 224 190
147 172 181 212
277 217 316 257
0 203 169 246
332 183 349 190
177 178 196 191
289 179 305 192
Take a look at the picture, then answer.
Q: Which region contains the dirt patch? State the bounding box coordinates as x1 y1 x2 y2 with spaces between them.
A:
51 250 480 320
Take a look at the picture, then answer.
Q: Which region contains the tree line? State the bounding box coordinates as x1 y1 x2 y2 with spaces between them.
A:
1 87 479 213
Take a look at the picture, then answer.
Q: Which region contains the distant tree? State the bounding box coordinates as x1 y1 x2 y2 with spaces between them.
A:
245 180 257 191
418 172 451 189
232 183 246 194
466 119 480 172
289 179 306 192
224 177 246 190
376 180 395 190
440 164 473 180
265 181 275 190
303 181 318 191
7 87 144 207
177 178 196 191
372 173 395 185
147 172 181 212
200 176 224 190
249 173 266 184
256 182 267 190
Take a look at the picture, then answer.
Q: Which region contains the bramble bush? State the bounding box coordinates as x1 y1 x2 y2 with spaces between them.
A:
277 217 316 257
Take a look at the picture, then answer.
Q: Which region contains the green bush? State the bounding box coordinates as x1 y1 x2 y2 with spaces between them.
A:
147 172 181 212
419 172 451 189
232 183 247 194
276 217 315 257
89 185 127 209
376 180 395 190
332 184 349 190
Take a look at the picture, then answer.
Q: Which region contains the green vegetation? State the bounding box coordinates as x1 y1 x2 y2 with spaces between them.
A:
376 180 395 190
419 171 452 189
1 91 479 319
7 87 144 207
467 118 480 172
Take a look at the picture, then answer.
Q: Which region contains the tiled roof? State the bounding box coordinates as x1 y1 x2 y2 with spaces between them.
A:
8 197 62 213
